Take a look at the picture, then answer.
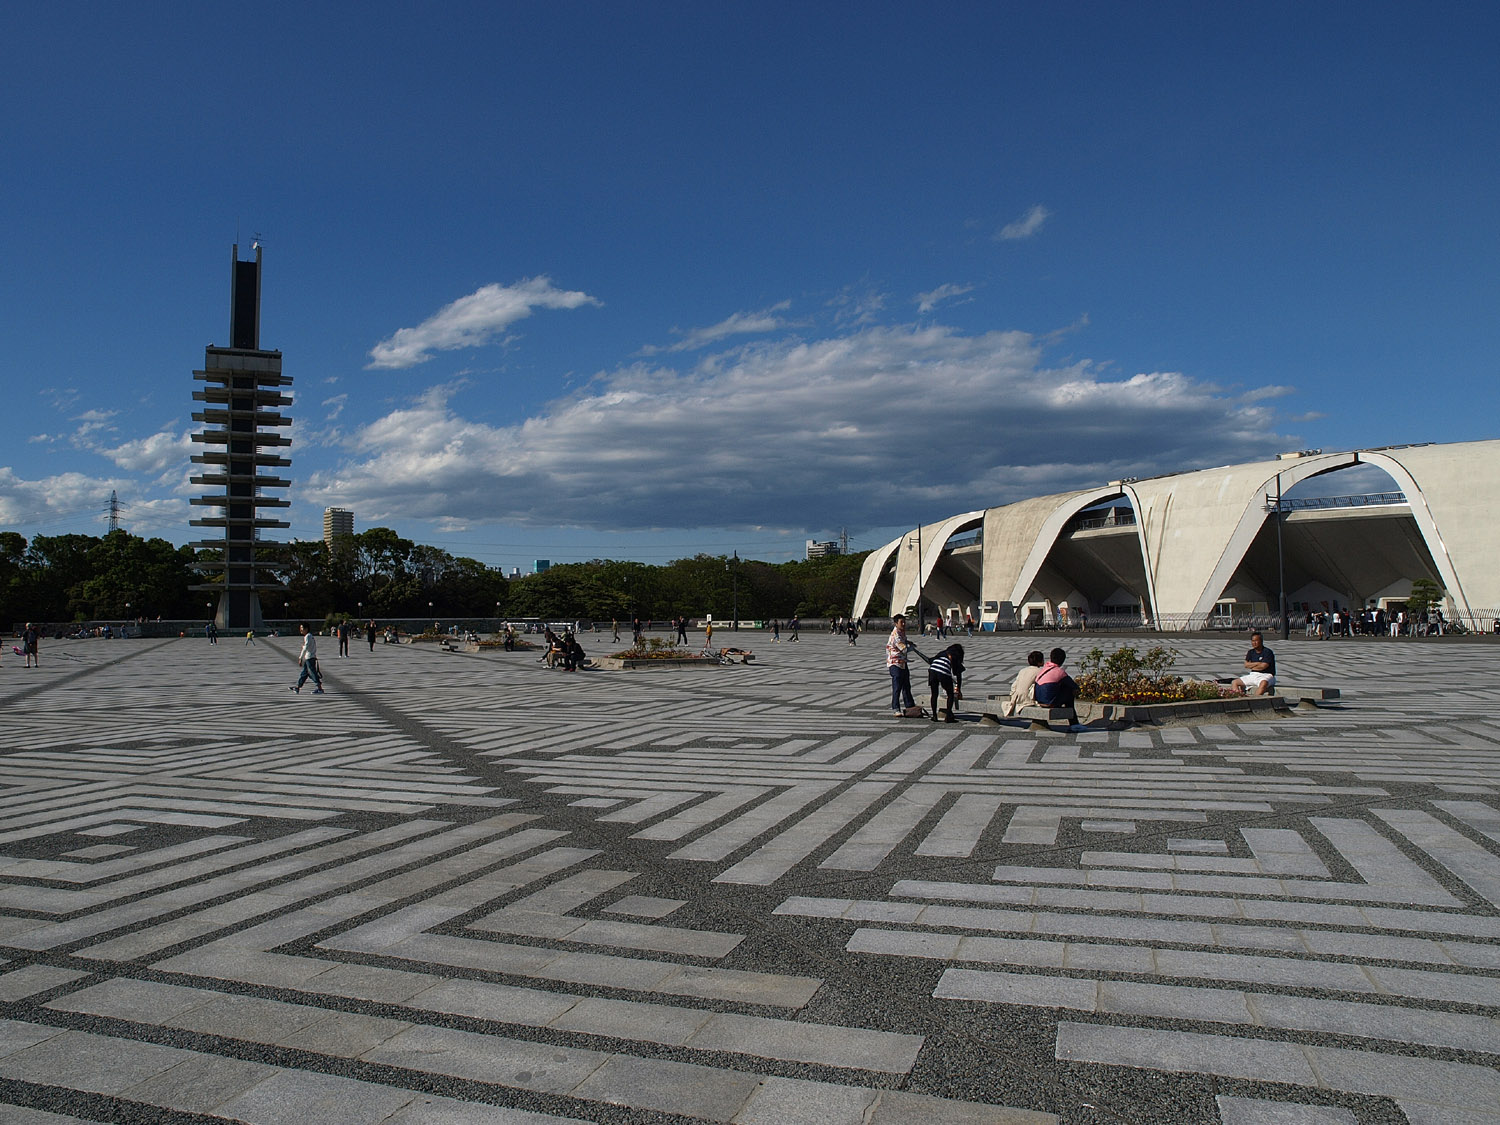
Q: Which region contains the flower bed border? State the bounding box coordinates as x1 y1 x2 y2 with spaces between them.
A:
1073 693 1294 725
592 655 724 670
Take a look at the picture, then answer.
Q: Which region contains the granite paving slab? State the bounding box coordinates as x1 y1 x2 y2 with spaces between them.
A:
2 633 1498 1121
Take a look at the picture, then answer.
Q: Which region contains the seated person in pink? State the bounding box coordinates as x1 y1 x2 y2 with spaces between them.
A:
1032 648 1077 708
1237 632 1277 695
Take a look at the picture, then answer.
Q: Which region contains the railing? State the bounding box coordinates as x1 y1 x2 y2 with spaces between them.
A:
1070 511 1138 532
1267 491 1406 512
994 607 1500 634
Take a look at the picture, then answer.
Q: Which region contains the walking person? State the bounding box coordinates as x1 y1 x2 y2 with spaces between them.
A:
676 616 688 645
771 619 780 643
22 623 39 668
886 614 917 715
928 642 964 722
205 621 218 645
788 615 800 642
846 619 859 645
337 619 351 658
366 620 377 652
290 624 325 694
244 630 257 646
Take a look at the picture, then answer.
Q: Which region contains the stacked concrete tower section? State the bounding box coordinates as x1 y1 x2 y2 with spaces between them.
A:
855 440 1500 631
189 244 291 631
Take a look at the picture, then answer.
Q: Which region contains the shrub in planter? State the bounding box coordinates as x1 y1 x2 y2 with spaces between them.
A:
1076 646 1237 705
611 637 709 660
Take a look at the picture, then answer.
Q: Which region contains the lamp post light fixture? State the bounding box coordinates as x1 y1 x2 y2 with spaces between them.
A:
729 550 739 630
1266 474 1290 641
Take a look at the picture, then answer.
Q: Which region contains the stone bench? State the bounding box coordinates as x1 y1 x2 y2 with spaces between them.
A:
1012 705 1078 731
1213 680 1341 709
1275 684 1340 708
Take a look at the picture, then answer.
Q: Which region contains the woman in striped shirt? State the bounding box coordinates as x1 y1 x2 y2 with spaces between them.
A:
928 643 965 722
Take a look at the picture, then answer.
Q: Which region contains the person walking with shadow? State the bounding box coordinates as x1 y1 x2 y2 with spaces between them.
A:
291 624 325 694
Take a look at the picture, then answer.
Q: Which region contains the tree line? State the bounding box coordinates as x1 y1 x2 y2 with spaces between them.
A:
1 528 877 626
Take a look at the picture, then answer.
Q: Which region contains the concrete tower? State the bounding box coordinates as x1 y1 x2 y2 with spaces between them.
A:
189 244 292 630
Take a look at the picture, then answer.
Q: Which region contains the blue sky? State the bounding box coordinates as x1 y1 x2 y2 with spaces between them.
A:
6 2 1497 569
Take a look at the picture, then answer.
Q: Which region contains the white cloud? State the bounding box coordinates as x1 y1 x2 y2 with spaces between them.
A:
827 285 887 326
306 324 1290 534
0 468 117 528
996 204 1051 241
70 409 118 441
323 393 349 420
643 301 791 354
367 277 601 369
915 283 975 314
0 462 193 538
98 430 192 476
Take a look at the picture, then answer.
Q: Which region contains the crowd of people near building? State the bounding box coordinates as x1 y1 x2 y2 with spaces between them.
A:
1304 606 1449 638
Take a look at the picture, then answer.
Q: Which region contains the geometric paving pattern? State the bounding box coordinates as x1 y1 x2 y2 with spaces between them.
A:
0 632 1496 1122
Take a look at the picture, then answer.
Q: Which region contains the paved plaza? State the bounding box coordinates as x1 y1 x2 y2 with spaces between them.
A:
0 630 1497 1124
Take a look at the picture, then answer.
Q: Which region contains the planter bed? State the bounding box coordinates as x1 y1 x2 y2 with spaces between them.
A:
593 656 725 670
984 690 1336 729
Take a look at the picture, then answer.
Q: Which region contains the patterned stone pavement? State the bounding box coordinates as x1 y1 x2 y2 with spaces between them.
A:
0 629 1497 1124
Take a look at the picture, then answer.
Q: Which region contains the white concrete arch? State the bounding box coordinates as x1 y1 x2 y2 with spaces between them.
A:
852 534 905 620
1006 487 1131 607
1361 441 1500 619
1125 452 1362 620
883 511 985 620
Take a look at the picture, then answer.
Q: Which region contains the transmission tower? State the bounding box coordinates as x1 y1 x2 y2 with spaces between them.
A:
107 490 122 533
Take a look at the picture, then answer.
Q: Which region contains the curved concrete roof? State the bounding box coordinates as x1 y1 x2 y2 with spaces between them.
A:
855 439 1500 627
851 533 904 622
852 512 984 620
885 511 985 617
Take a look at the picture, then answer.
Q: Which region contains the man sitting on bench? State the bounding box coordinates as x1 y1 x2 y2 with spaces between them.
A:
1235 632 1277 695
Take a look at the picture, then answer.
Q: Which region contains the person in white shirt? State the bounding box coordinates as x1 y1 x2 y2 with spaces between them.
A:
1002 650 1046 717
291 624 325 694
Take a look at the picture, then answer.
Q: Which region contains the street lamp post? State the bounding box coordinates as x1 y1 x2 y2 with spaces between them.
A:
907 525 924 634
1267 474 1289 641
730 550 739 630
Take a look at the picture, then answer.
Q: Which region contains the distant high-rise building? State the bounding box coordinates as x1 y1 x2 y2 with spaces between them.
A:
189 244 291 630
323 507 354 547
806 539 842 559
533 560 551 574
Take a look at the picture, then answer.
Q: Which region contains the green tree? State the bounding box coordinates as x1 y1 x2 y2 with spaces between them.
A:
1405 577 1446 616
77 531 196 619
